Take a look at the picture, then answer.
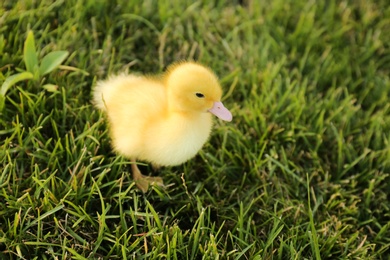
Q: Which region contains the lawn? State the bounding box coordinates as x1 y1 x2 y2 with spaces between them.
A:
1 0 390 259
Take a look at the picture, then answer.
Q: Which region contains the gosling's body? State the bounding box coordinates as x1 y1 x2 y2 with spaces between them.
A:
94 74 213 166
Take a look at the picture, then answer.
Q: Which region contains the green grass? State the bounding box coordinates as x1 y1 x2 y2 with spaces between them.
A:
1 0 390 259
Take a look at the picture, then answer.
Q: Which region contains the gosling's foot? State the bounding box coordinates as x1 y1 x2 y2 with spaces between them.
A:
134 174 164 193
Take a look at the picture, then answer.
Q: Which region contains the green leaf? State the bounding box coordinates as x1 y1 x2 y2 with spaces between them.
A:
0 72 34 112
42 84 59 92
39 51 69 76
0 72 34 96
23 31 39 74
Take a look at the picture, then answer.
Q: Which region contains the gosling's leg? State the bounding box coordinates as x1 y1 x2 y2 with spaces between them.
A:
131 159 164 193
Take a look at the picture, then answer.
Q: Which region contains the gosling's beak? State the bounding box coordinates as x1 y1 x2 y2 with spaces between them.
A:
208 101 232 122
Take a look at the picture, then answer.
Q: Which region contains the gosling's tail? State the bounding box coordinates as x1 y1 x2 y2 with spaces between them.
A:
92 80 109 111
92 73 141 111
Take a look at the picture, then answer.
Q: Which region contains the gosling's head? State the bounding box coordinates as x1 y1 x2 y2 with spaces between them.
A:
165 62 232 121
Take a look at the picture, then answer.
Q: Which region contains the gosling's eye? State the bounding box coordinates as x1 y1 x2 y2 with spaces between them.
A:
196 93 205 98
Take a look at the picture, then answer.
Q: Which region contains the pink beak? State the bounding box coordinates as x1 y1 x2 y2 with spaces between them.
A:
208 101 232 122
